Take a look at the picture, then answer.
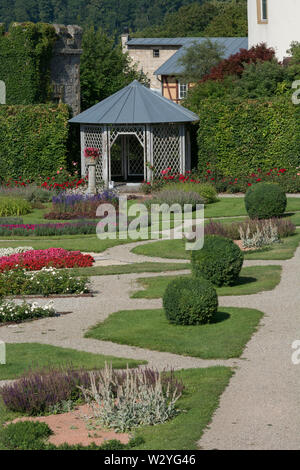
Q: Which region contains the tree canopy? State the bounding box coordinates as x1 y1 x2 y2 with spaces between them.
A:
80 27 148 110
0 0 247 38
134 1 247 38
177 39 225 82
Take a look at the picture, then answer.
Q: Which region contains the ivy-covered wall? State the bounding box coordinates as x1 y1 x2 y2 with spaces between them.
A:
0 22 57 105
0 104 70 180
197 97 300 176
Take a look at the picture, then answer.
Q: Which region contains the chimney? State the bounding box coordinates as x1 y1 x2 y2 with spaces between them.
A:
121 27 130 53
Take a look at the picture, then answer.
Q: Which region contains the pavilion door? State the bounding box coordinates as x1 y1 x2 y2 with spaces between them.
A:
125 135 144 179
109 128 145 181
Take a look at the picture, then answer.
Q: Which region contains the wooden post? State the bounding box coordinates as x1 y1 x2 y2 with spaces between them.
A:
146 124 152 181
80 125 86 178
102 126 109 187
179 124 185 174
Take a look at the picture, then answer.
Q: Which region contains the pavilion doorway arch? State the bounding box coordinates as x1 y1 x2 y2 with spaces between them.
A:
109 126 145 181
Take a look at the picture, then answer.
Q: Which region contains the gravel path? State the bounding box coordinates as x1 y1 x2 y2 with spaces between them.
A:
91 239 189 266
198 244 300 450
1 232 300 449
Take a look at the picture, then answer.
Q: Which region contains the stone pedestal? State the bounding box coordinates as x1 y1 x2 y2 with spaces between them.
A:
87 164 97 195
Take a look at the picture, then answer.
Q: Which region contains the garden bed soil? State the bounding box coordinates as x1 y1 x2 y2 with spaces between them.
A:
233 240 257 252
9 404 130 447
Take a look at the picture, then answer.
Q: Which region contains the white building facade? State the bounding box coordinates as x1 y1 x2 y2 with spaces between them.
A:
248 0 300 61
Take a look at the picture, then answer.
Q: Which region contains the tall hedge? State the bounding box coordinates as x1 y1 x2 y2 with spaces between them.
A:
0 23 57 105
197 97 300 176
0 104 70 180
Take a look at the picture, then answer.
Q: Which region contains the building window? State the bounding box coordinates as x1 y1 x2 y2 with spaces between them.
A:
153 49 160 57
261 0 268 20
257 0 268 23
178 82 188 100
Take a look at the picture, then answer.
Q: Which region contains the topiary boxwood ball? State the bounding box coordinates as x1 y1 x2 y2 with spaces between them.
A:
191 235 244 286
244 182 287 219
163 277 218 325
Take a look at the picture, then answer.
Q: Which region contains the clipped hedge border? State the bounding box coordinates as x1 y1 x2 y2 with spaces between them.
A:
196 97 300 177
0 104 69 181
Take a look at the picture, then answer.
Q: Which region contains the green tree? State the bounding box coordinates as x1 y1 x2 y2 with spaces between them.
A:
80 27 148 110
233 60 288 99
38 0 53 23
134 2 218 38
203 1 248 37
177 39 225 82
285 42 300 84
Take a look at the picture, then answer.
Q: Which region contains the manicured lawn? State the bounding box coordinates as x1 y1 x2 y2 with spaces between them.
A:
85 306 263 359
0 367 232 450
135 367 232 450
68 262 190 277
131 265 282 299
132 239 188 259
204 197 300 219
0 343 146 380
132 230 300 260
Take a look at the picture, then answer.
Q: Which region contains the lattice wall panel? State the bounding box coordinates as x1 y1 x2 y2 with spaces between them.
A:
83 126 104 184
152 125 181 177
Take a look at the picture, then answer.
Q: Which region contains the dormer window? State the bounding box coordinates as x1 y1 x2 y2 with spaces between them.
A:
257 0 268 23
153 49 160 58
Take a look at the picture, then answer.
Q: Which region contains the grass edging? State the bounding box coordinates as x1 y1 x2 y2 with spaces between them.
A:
131 265 282 299
0 343 146 380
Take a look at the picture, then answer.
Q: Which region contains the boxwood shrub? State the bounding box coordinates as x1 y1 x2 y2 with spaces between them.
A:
163 277 218 325
191 235 244 286
244 183 287 219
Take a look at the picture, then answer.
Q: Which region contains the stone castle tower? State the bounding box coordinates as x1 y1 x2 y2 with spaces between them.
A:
0 23 82 115
50 24 83 116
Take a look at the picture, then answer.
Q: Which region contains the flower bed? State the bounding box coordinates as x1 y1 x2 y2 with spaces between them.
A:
197 166 300 194
0 247 33 257
0 248 94 272
0 364 183 423
4 164 87 193
141 167 300 195
0 221 98 237
204 217 296 240
0 267 90 297
0 300 56 324
44 192 118 220
0 197 32 216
